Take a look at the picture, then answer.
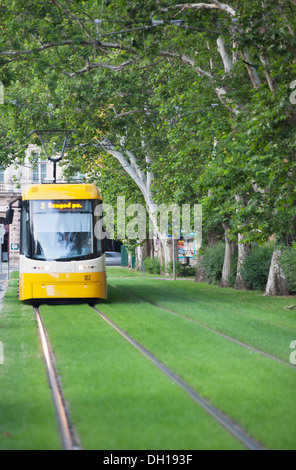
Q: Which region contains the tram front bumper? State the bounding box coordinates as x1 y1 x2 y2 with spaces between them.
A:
19 272 107 301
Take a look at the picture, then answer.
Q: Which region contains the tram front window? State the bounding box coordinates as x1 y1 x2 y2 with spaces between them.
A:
31 200 95 261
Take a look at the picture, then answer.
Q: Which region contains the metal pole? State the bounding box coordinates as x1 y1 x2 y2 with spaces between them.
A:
7 227 10 279
12 233 15 266
173 238 176 281
53 161 57 183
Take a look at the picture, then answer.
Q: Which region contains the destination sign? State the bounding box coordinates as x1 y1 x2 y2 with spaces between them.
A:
38 200 85 211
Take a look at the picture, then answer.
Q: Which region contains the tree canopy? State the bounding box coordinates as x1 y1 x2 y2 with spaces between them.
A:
1 0 296 271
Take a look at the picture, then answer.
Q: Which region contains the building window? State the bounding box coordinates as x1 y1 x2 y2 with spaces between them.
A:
0 166 4 183
33 162 47 183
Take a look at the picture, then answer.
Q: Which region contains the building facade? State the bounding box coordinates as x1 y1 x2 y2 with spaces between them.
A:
0 145 64 267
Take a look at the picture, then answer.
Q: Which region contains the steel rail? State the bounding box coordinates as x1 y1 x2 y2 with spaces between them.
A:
34 306 76 450
92 305 266 451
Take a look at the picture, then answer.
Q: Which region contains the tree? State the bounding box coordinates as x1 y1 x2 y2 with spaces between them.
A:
2 0 296 292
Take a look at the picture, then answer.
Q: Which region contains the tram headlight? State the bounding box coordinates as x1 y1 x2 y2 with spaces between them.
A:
33 265 50 271
78 264 94 270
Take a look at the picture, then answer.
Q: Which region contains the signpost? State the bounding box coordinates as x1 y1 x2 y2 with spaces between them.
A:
0 224 5 274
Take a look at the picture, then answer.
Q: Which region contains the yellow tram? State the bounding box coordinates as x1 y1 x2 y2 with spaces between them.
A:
8 183 107 303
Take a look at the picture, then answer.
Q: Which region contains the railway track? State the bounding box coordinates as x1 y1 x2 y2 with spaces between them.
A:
109 283 296 370
34 301 266 451
91 305 265 451
34 306 78 451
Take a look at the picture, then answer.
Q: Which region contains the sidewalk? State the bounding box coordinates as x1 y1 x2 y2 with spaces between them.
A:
0 269 9 311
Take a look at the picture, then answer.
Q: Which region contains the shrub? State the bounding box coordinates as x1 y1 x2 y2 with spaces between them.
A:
166 261 181 276
145 257 161 274
241 245 273 290
280 245 296 294
179 264 196 277
201 243 225 285
166 261 196 277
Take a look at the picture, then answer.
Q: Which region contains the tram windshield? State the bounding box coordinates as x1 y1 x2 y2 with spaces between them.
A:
29 199 99 261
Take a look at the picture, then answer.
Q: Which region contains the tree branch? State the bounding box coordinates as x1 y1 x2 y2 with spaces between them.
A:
173 2 236 15
174 2 226 11
0 40 138 57
160 49 240 114
113 109 158 119
159 50 212 78
210 0 236 15
240 49 261 88
125 150 147 185
217 36 233 73
276 0 294 36
101 139 149 202
61 59 137 77
51 0 96 42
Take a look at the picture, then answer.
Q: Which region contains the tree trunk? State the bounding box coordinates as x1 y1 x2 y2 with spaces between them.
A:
135 240 149 270
194 253 206 283
234 234 250 289
156 237 178 274
264 249 289 296
220 223 232 287
161 238 172 270
234 194 251 290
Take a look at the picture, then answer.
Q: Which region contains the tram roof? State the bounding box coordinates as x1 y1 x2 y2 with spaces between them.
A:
22 183 102 200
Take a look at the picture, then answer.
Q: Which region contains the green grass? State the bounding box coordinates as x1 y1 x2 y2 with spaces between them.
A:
107 267 296 361
0 278 62 450
108 266 195 279
1 267 296 450
40 303 244 450
102 267 296 450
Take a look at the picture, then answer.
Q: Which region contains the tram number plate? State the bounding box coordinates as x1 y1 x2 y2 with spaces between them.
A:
84 275 91 281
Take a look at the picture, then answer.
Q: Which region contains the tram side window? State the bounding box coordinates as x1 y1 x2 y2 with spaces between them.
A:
94 200 105 255
21 201 31 257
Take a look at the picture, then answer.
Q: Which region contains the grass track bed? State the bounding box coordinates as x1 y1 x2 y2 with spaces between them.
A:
40 303 244 450
0 278 62 450
98 269 296 450
107 268 296 362
1 268 296 450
